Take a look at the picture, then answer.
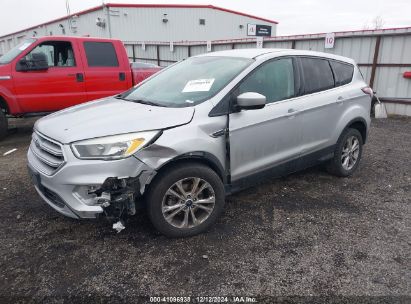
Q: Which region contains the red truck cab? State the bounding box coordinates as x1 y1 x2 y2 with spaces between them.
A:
0 36 161 139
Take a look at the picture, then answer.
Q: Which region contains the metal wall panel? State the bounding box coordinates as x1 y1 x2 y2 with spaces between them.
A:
124 44 134 59
135 45 158 61
0 40 5 55
234 42 255 49
190 45 207 56
0 7 276 52
374 67 411 98
385 103 411 116
159 45 188 62
295 37 376 63
358 66 372 85
212 44 233 52
294 39 323 52
264 40 293 49
379 35 411 63
108 7 276 42
330 37 376 63
0 9 109 49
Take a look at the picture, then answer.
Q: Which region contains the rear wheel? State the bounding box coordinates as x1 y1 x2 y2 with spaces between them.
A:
0 110 8 141
326 128 363 177
146 163 225 237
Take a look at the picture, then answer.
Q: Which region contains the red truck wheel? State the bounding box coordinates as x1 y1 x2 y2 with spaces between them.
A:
0 110 8 140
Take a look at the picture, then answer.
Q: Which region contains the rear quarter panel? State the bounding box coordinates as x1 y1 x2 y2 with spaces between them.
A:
332 68 371 144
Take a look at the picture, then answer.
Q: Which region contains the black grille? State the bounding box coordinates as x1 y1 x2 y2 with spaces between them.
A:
42 187 66 208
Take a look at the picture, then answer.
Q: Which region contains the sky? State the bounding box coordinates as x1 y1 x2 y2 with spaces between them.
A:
0 0 410 37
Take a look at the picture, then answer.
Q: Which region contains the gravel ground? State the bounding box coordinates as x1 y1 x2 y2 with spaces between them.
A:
0 117 410 303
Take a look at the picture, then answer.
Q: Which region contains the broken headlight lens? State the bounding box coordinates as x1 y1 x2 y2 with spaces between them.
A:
71 131 160 160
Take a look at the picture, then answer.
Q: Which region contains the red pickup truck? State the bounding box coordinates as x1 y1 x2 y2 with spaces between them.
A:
0 36 161 139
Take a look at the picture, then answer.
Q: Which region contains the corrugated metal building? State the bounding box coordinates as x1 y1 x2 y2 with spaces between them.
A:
0 3 278 54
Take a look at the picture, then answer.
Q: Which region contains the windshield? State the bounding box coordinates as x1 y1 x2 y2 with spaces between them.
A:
0 38 36 65
122 56 253 107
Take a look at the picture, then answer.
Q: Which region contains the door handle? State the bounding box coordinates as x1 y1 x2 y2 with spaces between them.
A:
336 96 344 104
67 73 84 82
286 108 299 118
119 72 126 81
76 73 84 82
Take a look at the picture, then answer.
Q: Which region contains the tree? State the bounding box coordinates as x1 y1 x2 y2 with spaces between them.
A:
362 16 385 30
372 16 385 29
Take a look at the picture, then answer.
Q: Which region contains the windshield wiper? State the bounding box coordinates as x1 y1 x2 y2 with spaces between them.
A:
116 96 166 108
132 99 166 107
115 95 166 107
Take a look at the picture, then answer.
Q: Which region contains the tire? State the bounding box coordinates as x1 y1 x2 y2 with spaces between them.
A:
146 162 225 238
0 110 8 141
326 128 363 177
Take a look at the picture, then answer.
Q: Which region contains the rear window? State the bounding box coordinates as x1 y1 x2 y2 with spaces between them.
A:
83 42 119 67
300 57 334 94
330 61 354 86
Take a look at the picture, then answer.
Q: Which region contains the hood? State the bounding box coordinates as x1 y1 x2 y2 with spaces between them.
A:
35 97 194 143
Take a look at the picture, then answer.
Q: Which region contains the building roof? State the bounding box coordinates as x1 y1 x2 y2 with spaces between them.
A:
0 3 278 39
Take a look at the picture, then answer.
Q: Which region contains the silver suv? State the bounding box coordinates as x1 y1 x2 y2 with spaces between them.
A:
28 49 372 237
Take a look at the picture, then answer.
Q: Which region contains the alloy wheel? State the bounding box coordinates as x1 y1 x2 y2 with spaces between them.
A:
341 135 360 170
161 177 216 229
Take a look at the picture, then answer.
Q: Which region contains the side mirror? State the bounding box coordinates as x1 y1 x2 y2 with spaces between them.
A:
16 52 49 72
236 92 266 110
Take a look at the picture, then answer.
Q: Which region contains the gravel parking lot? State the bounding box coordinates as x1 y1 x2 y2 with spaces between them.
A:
0 117 410 303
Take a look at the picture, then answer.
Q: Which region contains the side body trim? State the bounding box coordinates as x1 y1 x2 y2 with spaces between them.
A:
227 145 335 195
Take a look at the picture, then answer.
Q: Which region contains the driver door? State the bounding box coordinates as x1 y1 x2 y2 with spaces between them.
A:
12 40 87 113
229 57 304 185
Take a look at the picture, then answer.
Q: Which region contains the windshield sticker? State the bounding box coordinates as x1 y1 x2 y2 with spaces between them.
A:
18 42 32 51
182 79 215 93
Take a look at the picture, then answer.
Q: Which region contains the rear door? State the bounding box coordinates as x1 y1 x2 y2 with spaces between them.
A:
296 57 353 159
79 40 130 100
229 57 304 183
12 39 87 113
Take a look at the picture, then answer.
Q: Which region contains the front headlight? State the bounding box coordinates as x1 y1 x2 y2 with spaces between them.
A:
71 131 160 160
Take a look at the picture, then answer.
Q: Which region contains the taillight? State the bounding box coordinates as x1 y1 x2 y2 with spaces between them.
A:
361 87 374 97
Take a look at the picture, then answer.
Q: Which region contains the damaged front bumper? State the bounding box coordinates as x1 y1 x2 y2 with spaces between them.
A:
27 145 156 220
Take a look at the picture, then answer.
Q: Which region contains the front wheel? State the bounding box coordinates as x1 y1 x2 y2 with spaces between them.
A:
146 163 225 238
0 110 8 141
326 128 363 177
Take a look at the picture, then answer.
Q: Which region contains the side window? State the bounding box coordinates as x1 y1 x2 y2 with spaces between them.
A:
24 41 76 67
300 57 334 94
330 61 354 86
83 42 119 67
238 58 295 103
